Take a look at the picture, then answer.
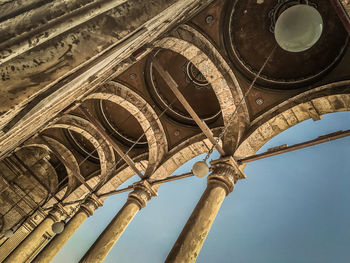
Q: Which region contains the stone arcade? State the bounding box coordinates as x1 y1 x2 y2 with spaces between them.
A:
0 0 349 262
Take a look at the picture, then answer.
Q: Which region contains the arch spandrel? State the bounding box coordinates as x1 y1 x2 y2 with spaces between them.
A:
235 81 350 160
85 81 168 178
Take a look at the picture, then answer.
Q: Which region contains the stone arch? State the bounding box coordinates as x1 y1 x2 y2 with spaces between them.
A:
235 81 350 159
155 25 249 154
44 175 102 213
24 135 80 198
85 81 168 177
48 114 115 182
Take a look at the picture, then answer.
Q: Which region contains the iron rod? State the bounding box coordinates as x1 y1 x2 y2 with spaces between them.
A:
238 129 350 164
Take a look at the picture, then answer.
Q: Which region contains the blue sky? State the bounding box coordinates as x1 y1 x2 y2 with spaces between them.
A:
51 111 350 263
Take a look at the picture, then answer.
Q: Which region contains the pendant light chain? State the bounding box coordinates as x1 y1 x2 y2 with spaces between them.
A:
203 45 277 162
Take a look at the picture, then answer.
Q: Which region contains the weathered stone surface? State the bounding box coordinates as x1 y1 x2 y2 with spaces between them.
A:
0 0 349 262
166 158 238 263
0 0 213 157
85 81 167 177
80 182 156 263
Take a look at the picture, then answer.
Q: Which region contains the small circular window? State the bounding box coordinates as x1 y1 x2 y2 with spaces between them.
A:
186 62 209 87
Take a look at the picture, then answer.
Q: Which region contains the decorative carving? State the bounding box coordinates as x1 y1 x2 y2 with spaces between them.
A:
49 205 66 222
128 180 157 209
80 197 101 217
208 156 246 195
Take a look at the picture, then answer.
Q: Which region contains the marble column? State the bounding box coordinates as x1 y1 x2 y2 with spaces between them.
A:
80 181 156 263
4 206 64 263
32 197 100 263
165 157 244 263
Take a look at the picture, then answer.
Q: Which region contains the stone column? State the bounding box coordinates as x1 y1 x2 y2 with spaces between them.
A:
4 206 64 263
32 197 100 263
80 181 157 263
165 157 245 263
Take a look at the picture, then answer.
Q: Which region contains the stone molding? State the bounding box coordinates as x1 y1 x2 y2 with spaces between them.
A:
80 196 101 217
208 156 243 195
128 180 157 209
48 205 65 222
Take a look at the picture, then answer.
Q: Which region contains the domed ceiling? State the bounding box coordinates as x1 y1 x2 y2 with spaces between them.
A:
146 49 222 125
95 100 148 148
64 129 100 163
224 0 349 88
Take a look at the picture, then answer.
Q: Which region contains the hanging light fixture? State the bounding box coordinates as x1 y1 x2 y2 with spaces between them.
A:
52 221 65 234
192 161 209 178
274 3 323 52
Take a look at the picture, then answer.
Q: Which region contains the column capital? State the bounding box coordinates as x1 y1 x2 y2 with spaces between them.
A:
128 180 157 209
48 205 65 222
80 196 101 217
208 156 245 195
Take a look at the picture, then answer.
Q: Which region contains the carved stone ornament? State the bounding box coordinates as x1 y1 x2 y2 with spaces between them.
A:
208 156 246 195
80 196 101 217
128 180 157 209
49 205 66 222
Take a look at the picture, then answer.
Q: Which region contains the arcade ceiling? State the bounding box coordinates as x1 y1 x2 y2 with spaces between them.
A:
0 0 349 252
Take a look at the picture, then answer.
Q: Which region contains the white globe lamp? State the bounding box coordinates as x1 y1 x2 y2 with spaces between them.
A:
52 221 65 234
274 4 323 52
192 161 209 178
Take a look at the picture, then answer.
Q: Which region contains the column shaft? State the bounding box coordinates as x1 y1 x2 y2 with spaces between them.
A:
79 201 140 263
165 184 227 263
4 216 54 263
32 211 88 263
